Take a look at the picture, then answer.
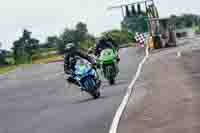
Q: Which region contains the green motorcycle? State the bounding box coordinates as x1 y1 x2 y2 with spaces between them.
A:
97 48 119 85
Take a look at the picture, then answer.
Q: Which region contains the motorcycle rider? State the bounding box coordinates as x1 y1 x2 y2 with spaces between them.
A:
95 37 114 57
106 36 119 51
64 42 99 87
95 37 120 61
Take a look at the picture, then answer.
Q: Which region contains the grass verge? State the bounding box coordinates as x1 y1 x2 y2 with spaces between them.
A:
0 64 32 75
0 65 18 75
32 54 63 64
0 54 63 75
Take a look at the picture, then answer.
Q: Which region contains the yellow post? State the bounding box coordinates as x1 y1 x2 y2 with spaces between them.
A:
148 36 154 49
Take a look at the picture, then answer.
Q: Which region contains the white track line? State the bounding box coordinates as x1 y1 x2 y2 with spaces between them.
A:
109 45 150 133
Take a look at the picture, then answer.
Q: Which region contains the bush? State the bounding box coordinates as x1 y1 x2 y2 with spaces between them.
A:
195 26 200 34
79 40 95 51
102 29 135 46
5 57 15 65
32 52 58 61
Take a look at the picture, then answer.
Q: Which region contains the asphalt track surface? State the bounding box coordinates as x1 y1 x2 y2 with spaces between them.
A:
0 47 144 133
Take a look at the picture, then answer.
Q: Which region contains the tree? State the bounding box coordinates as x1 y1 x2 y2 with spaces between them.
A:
58 22 90 53
26 38 39 59
0 50 6 65
122 15 148 33
76 22 88 42
12 29 39 64
44 36 59 48
0 42 12 65
0 49 11 65
79 34 96 50
75 22 90 49
0 52 6 65
102 29 134 45
58 28 78 54
61 28 78 44
169 14 200 29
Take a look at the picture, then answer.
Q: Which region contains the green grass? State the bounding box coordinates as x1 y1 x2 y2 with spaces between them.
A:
118 43 136 48
194 26 200 34
0 64 32 75
0 54 63 75
0 65 18 75
32 54 63 64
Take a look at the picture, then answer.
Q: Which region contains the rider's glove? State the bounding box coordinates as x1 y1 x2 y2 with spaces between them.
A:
91 63 97 70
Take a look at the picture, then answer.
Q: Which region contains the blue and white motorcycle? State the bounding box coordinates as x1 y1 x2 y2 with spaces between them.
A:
74 60 101 99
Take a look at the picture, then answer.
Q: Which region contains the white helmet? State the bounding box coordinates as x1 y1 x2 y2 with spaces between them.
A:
88 47 93 54
65 43 75 50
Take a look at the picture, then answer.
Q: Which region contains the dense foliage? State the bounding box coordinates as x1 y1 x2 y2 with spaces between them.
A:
12 29 39 64
102 29 135 45
1 13 199 66
121 15 148 33
122 13 200 34
169 14 200 29
58 22 95 53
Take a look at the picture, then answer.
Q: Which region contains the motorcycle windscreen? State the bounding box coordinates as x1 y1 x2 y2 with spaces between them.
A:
100 49 116 61
99 49 116 64
75 64 97 80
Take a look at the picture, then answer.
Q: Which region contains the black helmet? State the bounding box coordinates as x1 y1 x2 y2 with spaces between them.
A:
99 36 107 44
107 36 113 41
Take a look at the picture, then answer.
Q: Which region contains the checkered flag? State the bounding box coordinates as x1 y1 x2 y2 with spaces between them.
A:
135 32 145 47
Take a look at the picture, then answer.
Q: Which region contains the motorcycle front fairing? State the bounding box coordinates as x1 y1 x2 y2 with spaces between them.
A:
74 63 97 91
74 64 96 81
72 61 100 98
99 48 118 65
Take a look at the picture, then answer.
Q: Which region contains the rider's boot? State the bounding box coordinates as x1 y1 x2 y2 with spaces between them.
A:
116 55 120 62
96 79 101 89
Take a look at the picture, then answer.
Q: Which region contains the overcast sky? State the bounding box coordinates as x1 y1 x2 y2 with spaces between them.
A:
0 0 199 49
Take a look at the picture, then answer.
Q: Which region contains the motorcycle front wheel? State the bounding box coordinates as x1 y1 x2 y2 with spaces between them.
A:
92 91 100 99
82 77 100 99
